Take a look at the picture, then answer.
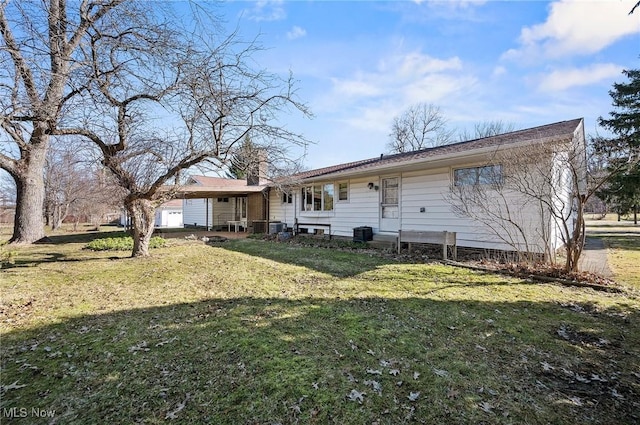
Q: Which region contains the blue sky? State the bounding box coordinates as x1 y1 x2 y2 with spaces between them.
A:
218 0 640 170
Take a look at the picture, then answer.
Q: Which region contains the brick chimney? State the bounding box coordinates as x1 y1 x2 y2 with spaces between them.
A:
246 149 267 186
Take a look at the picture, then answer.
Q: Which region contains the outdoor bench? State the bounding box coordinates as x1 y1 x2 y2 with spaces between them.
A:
397 230 457 260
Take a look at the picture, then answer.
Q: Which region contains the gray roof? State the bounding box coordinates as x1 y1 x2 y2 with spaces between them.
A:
292 118 583 181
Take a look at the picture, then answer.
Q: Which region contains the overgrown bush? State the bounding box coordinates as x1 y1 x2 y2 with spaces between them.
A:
85 236 166 251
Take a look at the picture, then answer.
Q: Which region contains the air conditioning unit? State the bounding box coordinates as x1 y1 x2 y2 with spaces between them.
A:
269 222 286 234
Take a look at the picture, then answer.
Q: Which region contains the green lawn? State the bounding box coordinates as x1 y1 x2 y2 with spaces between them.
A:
1 234 639 424
585 219 640 289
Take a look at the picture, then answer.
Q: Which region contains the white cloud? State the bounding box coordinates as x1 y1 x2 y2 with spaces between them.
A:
286 26 307 40
330 76 382 98
504 0 640 61
538 63 623 92
492 66 507 77
393 52 462 76
419 0 487 8
319 51 476 132
245 0 286 22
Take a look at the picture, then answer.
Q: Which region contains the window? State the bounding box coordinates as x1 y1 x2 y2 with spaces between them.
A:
454 165 502 186
302 183 334 211
382 177 399 205
323 183 334 211
217 197 229 202
338 182 348 201
282 192 292 204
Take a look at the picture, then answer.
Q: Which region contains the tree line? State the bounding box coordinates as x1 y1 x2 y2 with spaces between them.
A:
0 0 310 256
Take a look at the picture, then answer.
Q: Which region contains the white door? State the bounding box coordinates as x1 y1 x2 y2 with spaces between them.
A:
380 177 399 232
235 197 247 220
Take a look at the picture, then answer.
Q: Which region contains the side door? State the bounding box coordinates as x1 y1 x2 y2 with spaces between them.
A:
379 177 399 232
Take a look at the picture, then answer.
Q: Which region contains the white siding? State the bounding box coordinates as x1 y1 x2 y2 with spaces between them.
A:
269 190 296 228
399 168 514 251
268 178 381 237
182 198 213 228
268 154 571 254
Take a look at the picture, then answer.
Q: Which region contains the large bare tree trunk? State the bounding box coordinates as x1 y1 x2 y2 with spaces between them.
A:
9 140 48 244
125 198 155 257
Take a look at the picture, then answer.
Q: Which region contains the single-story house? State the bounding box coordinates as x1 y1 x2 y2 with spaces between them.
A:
178 118 586 256
267 118 586 255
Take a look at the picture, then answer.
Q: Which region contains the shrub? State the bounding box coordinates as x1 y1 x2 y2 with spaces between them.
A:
86 236 166 251
1 241 17 268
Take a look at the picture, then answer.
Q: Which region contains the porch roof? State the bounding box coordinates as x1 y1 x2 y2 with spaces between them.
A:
174 176 268 199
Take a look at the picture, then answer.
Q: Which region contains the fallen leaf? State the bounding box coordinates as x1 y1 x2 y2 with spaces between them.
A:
413 371 420 380
128 341 149 353
155 337 178 347
557 325 570 340
568 396 583 406
408 391 420 401
347 389 365 403
433 368 449 378
479 401 493 413
575 374 590 383
610 389 624 399
540 361 554 371
367 369 382 375
165 394 190 419
1 381 27 392
389 369 400 376
364 380 382 394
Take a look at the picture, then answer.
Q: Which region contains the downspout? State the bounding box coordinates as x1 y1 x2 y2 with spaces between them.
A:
265 188 270 226
398 172 403 233
205 198 209 230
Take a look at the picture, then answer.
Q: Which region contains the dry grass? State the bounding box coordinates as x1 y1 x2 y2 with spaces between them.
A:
1 230 639 424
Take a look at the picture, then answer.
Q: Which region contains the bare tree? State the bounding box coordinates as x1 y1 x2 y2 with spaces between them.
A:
44 145 88 230
458 120 517 142
448 125 636 272
0 170 15 225
448 164 544 262
0 0 127 244
387 103 454 153
44 143 123 230
55 13 310 256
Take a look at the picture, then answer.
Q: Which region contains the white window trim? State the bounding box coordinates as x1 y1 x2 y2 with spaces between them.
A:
452 164 503 187
337 181 349 202
301 182 336 213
